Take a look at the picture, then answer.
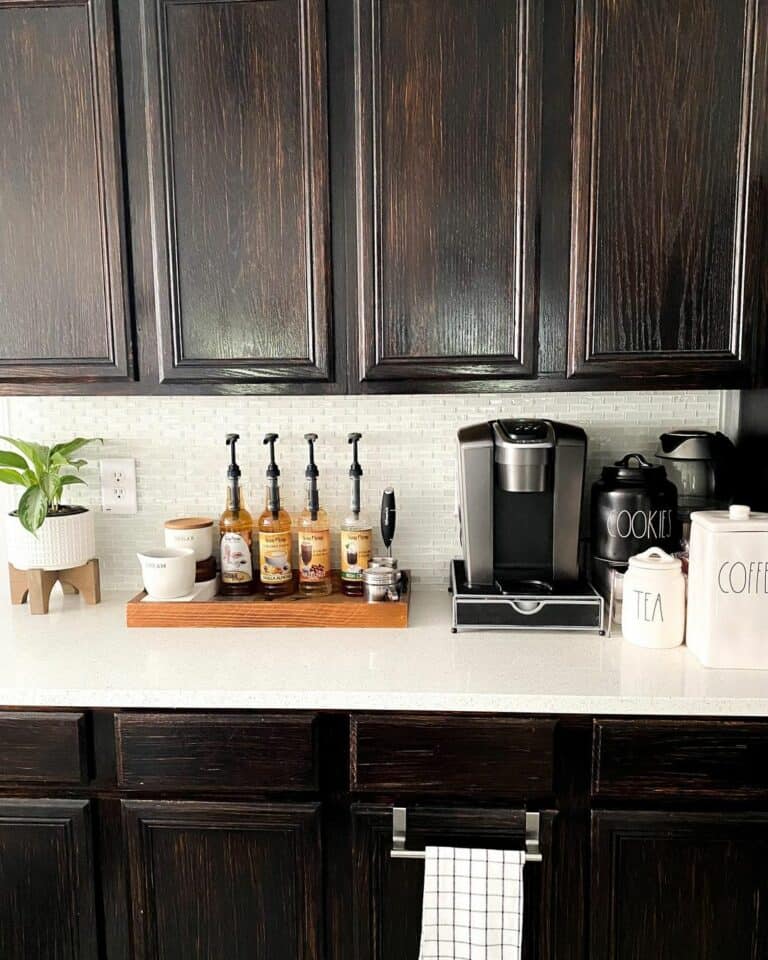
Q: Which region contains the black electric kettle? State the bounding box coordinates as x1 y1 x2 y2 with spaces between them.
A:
655 429 736 517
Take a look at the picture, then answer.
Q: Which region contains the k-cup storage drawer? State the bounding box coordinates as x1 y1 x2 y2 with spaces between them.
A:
0 710 88 784
115 713 318 790
592 719 768 800
351 714 555 795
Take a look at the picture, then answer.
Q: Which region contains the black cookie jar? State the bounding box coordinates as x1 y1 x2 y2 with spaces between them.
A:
591 453 680 598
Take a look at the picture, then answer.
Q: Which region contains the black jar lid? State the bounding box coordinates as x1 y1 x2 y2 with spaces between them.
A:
600 453 668 484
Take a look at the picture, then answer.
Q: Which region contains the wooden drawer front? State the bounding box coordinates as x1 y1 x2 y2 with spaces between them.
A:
351 714 555 795
593 719 768 800
115 713 318 791
0 711 87 784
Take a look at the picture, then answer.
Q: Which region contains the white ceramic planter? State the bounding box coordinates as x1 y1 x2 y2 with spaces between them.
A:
5 508 96 571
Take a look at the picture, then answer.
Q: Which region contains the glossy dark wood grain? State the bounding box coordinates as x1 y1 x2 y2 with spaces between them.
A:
0 0 132 385
0 711 87 785
115 712 318 790
592 719 768 800
350 714 555 795
592 810 768 959
123 799 322 960
125 0 332 386
353 0 541 383
0 798 98 960
352 805 555 960
569 0 767 384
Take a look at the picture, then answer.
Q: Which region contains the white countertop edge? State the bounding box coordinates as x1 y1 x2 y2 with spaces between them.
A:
2 689 768 716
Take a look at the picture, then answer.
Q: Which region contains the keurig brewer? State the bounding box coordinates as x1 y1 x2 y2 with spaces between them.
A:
452 419 604 632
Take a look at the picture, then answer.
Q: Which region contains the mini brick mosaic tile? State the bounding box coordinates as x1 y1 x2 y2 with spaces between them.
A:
0 392 722 591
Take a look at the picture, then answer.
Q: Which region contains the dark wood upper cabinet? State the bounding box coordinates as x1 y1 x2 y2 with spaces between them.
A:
568 0 768 385
353 0 542 385
0 798 99 960
0 0 132 386
591 810 768 959
123 799 323 960
123 0 332 387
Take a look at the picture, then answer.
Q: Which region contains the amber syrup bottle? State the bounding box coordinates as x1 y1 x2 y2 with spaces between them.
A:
257 433 294 598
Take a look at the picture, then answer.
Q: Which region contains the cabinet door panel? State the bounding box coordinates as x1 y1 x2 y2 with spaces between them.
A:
0 799 98 960
352 805 554 960
569 0 768 383
592 811 768 959
0 0 131 384
123 800 322 960
354 0 541 383
127 0 331 385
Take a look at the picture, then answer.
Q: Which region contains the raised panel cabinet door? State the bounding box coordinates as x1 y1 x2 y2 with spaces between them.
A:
351 806 555 960
591 811 768 959
0 0 132 386
123 0 332 386
568 0 768 385
353 0 541 384
0 798 99 960
123 800 322 960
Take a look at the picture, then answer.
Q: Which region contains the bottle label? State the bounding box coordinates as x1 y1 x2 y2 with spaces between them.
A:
298 530 330 582
220 532 254 584
259 531 293 584
341 529 372 581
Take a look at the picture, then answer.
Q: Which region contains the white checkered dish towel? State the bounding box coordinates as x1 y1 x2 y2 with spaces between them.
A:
418 846 524 960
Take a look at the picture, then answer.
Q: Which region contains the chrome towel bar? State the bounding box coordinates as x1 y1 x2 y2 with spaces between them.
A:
389 807 543 863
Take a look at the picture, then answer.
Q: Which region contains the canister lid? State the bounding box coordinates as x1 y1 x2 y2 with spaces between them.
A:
600 453 668 485
165 517 214 530
690 505 768 532
627 547 681 572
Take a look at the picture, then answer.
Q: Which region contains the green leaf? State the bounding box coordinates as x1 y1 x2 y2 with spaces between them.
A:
50 438 101 460
0 468 26 486
59 475 86 487
17 486 49 535
0 450 27 470
0 438 49 480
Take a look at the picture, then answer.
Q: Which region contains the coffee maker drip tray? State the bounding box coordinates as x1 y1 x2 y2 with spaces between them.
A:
450 560 605 634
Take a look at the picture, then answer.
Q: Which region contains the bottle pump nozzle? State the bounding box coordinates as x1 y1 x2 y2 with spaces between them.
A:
264 433 281 518
225 433 242 511
304 433 320 520
348 432 363 517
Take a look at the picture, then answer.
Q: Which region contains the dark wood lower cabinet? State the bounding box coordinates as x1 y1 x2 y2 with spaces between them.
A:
0 798 98 960
122 800 323 960
591 811 768 960
5 712 768 960
351 805 555 960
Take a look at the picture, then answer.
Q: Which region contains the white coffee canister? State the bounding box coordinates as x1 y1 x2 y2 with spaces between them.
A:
687 505 768 669
621 547 686 649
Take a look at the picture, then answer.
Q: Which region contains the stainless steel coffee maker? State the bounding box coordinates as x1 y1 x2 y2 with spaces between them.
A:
452 419 604 632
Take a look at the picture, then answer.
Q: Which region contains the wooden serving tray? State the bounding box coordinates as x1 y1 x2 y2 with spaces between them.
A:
126 572 410 628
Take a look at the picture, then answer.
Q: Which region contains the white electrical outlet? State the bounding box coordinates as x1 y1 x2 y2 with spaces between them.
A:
100 458 138 514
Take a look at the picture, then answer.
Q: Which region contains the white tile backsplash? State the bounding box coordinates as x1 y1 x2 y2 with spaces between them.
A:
1 392 723 590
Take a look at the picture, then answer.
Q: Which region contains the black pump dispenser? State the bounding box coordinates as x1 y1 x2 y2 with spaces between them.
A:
263 433 281 518
304 433 320 520
348 432 363 516
226 433 242 511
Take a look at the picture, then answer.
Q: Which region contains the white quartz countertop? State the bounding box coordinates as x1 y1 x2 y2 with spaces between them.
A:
0 588 767 714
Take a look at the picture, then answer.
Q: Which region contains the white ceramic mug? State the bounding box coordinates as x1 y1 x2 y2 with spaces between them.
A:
137 548 196 600
164 519 214 562
622 547 685 649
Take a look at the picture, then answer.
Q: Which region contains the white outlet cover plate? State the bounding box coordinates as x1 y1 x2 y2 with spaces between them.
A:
100 458 138 515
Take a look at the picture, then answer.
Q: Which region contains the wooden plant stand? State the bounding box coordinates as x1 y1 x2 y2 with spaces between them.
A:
9 559 101 615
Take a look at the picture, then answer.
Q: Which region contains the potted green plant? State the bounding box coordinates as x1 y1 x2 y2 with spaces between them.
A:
0 437 101 571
